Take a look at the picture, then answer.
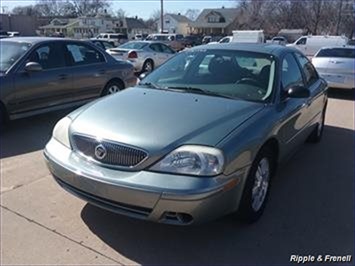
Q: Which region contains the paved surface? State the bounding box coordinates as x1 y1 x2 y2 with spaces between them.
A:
1 89 354 265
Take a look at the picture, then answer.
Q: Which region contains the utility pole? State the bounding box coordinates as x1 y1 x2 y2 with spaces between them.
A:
160 0 164 33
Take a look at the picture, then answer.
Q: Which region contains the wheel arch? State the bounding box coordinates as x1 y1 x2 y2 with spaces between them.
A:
101 78 125 96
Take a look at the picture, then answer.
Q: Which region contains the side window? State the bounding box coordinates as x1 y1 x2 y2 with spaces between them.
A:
296 37 307 45
160 44 175 54
281 54 304 91
149 44 162 52
102 42 115 49
66 43 105 66
28 43 66 70
295 53 318 86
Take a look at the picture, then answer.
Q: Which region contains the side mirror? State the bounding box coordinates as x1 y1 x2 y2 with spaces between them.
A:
287 85 310 98
25 62 42 72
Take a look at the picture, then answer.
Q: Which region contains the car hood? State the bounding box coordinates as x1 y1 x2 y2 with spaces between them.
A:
70 87 264 154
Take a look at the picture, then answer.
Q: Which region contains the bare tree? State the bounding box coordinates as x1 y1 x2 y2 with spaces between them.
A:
68 0 110 16
12 5 41 16
184 9 200 21
116 8 126 19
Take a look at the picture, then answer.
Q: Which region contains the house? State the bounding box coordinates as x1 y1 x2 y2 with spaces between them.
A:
40 15 114 38
157 13 191 35
113 16 151 39
189 7 239 35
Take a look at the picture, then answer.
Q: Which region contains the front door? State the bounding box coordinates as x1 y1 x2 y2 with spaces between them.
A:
13 42 73 114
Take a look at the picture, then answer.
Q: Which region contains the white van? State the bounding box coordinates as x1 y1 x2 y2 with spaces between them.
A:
287 35 348 56
232 30 265 43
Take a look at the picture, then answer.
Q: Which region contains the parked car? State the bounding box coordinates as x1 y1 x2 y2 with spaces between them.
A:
0 37 137 124
45 43 328 225
106 41 176 73
202 35 223 44
145 33 185 51
208 36 233 45
287 35 348 56
271 36 287 45
86 39 116 50
232 30 265 43
182 35 202 47
312 46 355 90
95 33 128 46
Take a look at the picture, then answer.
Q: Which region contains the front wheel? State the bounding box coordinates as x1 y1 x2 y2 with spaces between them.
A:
101 80 124 96
142 60 154 73
238 147 275 223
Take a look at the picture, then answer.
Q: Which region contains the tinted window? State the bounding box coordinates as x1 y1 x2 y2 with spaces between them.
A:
281 54 304 90
102 41 115 49
66 43 105 65
28 43 66 70
149 43 163 52
120 42 148 50
316 48 355 58
296 37 306 45
160 44 175 54
295 53 318 85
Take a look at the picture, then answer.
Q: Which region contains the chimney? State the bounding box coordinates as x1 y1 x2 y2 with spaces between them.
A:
178 12 181 15
135 15 138 19
222 6 225 9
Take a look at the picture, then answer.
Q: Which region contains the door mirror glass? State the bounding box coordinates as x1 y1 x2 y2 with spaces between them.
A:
25 62 42 72
287 85 310 98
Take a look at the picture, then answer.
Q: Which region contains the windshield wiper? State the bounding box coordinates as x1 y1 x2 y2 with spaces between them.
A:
164 86 238 100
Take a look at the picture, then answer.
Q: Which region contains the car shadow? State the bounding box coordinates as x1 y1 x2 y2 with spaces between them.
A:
328 88 354 101
0 109 73 159
81 125 354 265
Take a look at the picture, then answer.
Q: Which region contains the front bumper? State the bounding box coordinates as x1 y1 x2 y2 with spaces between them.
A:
44 138 247 225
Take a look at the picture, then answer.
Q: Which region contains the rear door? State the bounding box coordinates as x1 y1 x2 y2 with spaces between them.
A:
64 41 108 101
13 41 73 113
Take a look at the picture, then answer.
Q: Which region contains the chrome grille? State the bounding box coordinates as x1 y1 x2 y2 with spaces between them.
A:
71 134 148 167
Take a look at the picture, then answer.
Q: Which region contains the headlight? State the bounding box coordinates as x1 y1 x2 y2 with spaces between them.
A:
53 117 72 148
150 145 224 176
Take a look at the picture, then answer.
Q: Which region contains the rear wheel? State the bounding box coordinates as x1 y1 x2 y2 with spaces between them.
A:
238 146 276 223
307 106 326 143
142 60 154 73
102 80 124 96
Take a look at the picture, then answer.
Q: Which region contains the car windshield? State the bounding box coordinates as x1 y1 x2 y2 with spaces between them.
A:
119 41 148 49
316 48 355 58
141 49 276 102
0 41 31 72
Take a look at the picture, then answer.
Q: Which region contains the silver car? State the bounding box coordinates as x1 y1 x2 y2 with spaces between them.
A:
106 41 176 73
312 46 355 89
45 44 328 225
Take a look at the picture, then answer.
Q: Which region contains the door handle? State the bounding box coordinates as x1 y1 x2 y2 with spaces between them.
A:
58 74 68 80
98 70 106 75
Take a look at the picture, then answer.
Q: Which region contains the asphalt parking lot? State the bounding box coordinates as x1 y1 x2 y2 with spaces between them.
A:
1 89 354 265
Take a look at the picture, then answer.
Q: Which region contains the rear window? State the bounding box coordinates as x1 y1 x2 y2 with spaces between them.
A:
316 48 355 58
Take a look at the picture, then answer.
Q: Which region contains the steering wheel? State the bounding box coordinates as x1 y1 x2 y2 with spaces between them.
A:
235 78 267 99
236 77 260 87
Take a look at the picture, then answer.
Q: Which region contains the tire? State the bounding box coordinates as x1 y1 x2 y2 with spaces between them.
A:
307 106 326 143
142 60 154 73
238 146 276 223
101 80 124 96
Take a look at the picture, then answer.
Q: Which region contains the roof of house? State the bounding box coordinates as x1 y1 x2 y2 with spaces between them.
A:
189 8 239 28
166 13 191 23
125 17 148 29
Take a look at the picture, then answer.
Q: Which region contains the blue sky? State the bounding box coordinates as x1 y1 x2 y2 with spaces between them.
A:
1 0 236 19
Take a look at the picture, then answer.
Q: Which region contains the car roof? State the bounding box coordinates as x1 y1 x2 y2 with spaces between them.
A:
0 36 77 44
318 45 354 50
189 43 297 56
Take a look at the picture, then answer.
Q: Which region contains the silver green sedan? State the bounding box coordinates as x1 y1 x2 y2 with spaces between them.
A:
44 43 328 225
